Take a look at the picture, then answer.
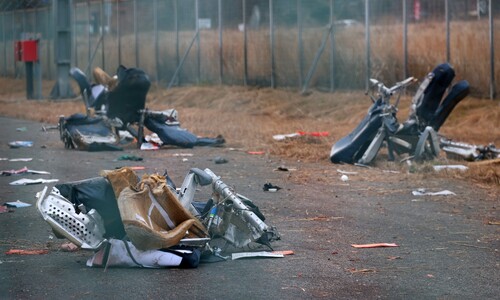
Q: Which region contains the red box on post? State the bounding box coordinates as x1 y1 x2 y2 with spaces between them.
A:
15 40 39 62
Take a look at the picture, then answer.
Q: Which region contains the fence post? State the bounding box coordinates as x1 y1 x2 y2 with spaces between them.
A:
297 0 303 89
100 0 105 71
134 0 138 67
242 0 248 86
269 0 275 88
218 0 223 84
2 12 5 76
154 0 159 84
195 0 200 84
489 0 495 99
50 0 75 99
403 0 408 79
86 0 91 73
174 0 179 85
117 0 121 66
329 0 335 92
365 0 371 91
445 0 450 63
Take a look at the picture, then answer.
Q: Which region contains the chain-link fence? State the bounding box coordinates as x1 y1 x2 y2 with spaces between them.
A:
0 0 498 98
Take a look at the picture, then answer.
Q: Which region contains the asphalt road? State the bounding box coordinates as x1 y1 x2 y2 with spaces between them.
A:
1 116 498 300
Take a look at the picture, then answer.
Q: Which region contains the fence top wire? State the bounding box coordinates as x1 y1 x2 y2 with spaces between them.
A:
0 0 50 11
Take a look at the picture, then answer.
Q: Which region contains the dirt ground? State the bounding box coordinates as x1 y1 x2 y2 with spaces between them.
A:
0 76 498 189
0 76 499 299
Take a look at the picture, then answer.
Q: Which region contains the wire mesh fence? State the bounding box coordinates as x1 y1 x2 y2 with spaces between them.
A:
0 0 498 98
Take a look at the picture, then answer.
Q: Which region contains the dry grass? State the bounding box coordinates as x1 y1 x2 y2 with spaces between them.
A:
16 19 498 97
0 76 498 191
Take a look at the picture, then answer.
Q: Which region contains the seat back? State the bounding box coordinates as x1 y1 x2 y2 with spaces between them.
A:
69 67 93 112
429 80 470 131
414 63 455 125
106 65 151 124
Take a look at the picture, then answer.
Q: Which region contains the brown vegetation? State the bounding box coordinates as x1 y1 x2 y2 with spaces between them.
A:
0 75 498 189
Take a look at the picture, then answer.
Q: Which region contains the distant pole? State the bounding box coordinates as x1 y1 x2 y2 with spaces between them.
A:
195 0 201 83
365 0 371 91
403 0 408 79
269 0 275 88
100 0 105 70
154 0 159 84
297 0 303 89
329 0 335 92
117 0 121 65
50 0 75 99
134 0 138 66
489 0 495 99
242 0 248 86
174 0 179 85
218 0 223 84
2 12 6 76
445 0 450 63
87 0 91 71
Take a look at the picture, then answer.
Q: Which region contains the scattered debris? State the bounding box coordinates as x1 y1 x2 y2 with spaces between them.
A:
5 158 33 162
5 249 49 255
433 165 469 172
273 133 300 141
340 175 349 182
9 178 59 186
1 167 50 176
351 243 399 248
274 165 296 172
140 142 159 150
231 251 286 260
263 183 282 192
336 169 358 175
4 200 32 208
0 205 14 213
412 189 456 196
214 156 228 164
61 242 79 252
117 155 143 161
8 141 33 148
173 153 194 157
387 256 402 260
16 127 27 132
487 220 500 225
440 138 499 161
348 268 376 273
273 131 329 141
248 151 265 155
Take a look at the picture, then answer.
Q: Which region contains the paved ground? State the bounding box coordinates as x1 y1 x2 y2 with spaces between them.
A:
0 116 498 299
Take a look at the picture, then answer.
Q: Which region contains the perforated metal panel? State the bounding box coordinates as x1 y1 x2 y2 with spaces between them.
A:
36 187 106 250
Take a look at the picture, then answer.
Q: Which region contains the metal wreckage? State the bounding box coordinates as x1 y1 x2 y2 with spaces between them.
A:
330 63 499 165
36 167 280 268
36 65 279 268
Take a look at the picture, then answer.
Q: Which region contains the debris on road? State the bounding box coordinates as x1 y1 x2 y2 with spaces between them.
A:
412 189 456 196
231 251 286 260
1 158 33 162
0 205 14 213
9 178 59 185
336 169 358 175
433 165 468 172
214 156 228 164
4 200 31 208
8 141 33 148
60 242 79 252
1 166 51 176
117 155 143 161
248 151 265 155
5 249 49 255
351 243 399 248
263 182 282 192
